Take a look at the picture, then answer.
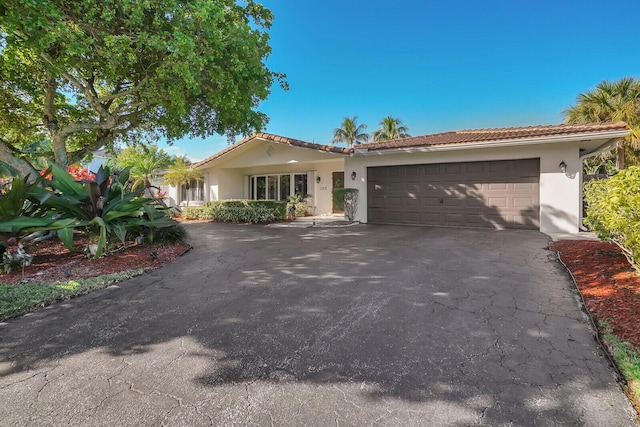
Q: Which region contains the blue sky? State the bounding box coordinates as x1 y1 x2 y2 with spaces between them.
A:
167 0 640 162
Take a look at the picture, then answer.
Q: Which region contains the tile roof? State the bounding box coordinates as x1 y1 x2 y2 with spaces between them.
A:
358 121 629 152
193 132 350 168
192 122 628 168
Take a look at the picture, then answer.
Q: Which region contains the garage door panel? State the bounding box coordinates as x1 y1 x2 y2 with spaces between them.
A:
424 164 442 174
487 197 508 208
367 159 540 229
488 183 508 191
513 197 536 208
444 164 462 174
423 197 441 206
513 182 536 190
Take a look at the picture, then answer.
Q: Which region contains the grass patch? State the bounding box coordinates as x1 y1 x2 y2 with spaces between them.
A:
600 321 640 409
0 268 148 321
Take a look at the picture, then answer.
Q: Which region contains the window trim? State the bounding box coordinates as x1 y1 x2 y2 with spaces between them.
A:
181 179 204 202
249 173 308 201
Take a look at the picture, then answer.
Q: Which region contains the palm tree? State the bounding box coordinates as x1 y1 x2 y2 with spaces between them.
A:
163 157 203 207
564 77 640 169
372 115 411 141
331 116 369 147
115 144 174 194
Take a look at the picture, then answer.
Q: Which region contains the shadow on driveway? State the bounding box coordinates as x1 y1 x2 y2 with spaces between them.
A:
0 223 636 425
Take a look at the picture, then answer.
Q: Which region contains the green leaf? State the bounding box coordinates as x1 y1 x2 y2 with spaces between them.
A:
112 222 127 244
48 162 85 198
57 228 75 251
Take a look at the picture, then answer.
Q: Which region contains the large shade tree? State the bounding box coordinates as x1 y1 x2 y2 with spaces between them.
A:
564 77 640 169
331 116 369 147
372 115 411 141
0 0 286 180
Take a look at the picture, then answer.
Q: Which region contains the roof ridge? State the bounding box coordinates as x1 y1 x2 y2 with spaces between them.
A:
192 132 351 169
453 121 627 135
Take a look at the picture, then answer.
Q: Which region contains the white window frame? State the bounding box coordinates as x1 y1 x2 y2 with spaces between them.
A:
181 179 204 202
249 173 308 201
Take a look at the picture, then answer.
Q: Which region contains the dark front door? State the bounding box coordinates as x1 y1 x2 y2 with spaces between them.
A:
332 171 344 213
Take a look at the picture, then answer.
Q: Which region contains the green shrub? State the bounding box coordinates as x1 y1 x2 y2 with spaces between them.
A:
286 194 309 217
209 200 285 223
584 166 640 270
332 188 359 222
152 223 189 246
182 200 286 223
182 205 215 220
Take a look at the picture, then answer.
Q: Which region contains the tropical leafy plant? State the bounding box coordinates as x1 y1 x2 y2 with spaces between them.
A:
372 116 411 141
0 163 178 258
287 194 309 217
115 144 175 193
331 116 369 147
163 157 204 207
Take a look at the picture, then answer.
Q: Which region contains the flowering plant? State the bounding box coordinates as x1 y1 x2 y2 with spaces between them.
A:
0 178 11 196
2 244 33 274
40 166 96 182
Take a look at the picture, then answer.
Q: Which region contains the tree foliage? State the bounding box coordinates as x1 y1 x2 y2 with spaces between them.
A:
115 144 174 190
372 115 410 141
564 77 640 169
331 116 369 147
584 167 640 271
0 0 286 180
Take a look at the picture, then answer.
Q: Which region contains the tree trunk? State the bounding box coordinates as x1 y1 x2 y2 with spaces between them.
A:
616 143 625 170
0 140 39 181
52 133 70 169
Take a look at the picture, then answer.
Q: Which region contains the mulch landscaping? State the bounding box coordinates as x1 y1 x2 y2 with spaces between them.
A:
1 236 191 285
551 240 640 349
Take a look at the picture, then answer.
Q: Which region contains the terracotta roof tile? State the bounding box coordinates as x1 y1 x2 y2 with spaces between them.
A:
193 133 351 168
359 121 628 151
193 122 628 168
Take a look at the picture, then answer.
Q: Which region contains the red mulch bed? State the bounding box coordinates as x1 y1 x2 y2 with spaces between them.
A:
551 240 640 349
1 236 191 285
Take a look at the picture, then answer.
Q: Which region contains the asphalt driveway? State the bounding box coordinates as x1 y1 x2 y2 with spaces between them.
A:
0 223 637 426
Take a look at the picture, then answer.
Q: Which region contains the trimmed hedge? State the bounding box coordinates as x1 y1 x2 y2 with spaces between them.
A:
584 166 640 270
332 188 359 222
182 200 286 223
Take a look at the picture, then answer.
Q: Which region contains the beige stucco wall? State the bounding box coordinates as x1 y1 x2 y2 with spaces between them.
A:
197 141 346 215
344 142 582 234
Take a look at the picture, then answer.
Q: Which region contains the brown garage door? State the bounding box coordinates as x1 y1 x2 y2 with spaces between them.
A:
367 159 540 229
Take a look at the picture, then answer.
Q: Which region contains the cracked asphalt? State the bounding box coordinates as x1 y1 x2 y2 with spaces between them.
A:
0 223 637 426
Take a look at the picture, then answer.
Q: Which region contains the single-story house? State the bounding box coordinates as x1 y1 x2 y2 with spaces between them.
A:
163 121 629 234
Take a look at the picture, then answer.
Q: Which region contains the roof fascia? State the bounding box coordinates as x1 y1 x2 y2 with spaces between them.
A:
195 136 349 169
352 129 630 156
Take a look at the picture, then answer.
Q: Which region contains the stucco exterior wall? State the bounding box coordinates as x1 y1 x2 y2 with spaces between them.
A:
198 156 345 215
344 142 582 234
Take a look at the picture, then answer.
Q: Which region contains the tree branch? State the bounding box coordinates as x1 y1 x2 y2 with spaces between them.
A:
0 137 39 181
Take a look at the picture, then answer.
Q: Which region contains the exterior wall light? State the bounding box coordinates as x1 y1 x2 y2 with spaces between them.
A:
316 176 321 183
559 161 567 173
351 171 357 180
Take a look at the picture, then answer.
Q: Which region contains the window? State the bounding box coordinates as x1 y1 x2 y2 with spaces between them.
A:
279 175 290 201
249 173 308 201
294 174 308 197
181 179 204 202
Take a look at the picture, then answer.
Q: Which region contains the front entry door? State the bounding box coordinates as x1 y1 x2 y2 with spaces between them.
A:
332 171 344 213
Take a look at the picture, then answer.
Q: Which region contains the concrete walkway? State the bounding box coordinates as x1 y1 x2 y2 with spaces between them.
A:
267 213 355 228
0 224 636 426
